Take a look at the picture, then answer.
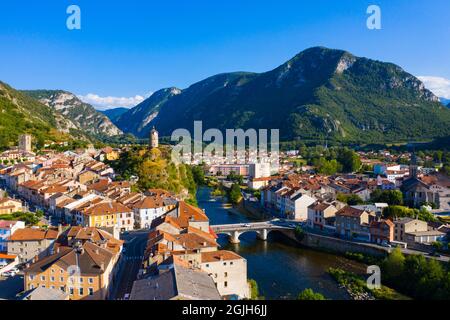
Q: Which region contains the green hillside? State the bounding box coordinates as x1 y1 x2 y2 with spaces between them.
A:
120 47 450 144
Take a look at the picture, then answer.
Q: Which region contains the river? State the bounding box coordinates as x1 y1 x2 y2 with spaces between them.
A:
197 187 366 300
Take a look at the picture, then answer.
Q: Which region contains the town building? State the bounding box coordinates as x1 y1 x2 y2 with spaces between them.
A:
393 217 444 244
199 250 250 299
0 197 23 214
0 220 25 252
307 202 338 229
21 286 69 300
133 196 174 229
23 227 123 300
130 259 221 300
369 219 395 244
8 228 60 264
335 206 376 240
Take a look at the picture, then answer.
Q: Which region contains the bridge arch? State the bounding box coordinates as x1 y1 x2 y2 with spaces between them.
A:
211 221 294 244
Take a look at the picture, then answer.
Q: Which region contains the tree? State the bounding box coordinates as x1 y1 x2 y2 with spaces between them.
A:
370 190 403 205
315 158 342 175
383 205 436 222
337 193 364 205
382 248 405 282
337 148 361 173
297 288 326 300
228 184 242 205
248 279 261 300
191 165 205 185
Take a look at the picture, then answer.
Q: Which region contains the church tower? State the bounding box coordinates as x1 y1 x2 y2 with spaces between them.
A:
410 152 418 179
150 126 159 149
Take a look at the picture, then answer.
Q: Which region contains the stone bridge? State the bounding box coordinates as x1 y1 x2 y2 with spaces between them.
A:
210 221 294 244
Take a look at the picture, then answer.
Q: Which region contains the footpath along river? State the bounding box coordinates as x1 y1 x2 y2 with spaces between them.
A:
197 187 366 300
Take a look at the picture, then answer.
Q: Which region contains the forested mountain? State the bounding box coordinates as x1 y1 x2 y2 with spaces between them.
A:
115 87 181 137
116 47 450 144
0 82 87 150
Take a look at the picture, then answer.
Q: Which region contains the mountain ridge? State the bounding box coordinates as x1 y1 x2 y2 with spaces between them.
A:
0 81 89 149
22 90 123 137
116 47 449 143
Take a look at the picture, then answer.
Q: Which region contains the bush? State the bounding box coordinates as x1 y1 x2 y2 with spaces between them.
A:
297 288 326 300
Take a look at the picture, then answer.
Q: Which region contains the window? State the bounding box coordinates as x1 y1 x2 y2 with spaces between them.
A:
60 277 64 282
51 276 55 282
29 275 35 281
224 272 228 278
79 288 84 296
230 262 233 265
88 278 94 284
88 288 94 296
69 287 74 295
224 281 228 288
205 264 209 268
60 286 65 292
40 276 45 281
79 277 83 283
29 284 35 290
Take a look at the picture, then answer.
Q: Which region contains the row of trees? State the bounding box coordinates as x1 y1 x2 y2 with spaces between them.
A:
382 248 450 300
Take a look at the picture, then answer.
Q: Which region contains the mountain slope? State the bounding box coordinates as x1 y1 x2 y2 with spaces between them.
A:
0 81 86 150
22 90 123 137
115 87 181 137
127 47 450 143
100 107 129 124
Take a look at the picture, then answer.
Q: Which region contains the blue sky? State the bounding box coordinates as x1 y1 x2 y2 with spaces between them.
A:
0 0 449 109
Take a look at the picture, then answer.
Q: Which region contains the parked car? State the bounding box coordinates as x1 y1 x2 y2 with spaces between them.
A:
430 252 441 258
1 270 17 277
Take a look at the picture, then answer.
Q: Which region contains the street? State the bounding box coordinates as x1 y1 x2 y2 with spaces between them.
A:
0 275 24 300
110 231 149 300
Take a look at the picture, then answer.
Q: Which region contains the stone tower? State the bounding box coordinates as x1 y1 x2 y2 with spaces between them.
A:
150 126 159 149
410 152 418 179
19 134 32 152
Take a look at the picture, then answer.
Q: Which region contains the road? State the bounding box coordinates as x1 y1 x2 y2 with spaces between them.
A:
0 275 24 300
110 231 149 300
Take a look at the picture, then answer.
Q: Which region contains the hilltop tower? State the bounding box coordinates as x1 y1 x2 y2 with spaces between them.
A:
19 134 32 152
409 152 418 179
150 126 159 149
